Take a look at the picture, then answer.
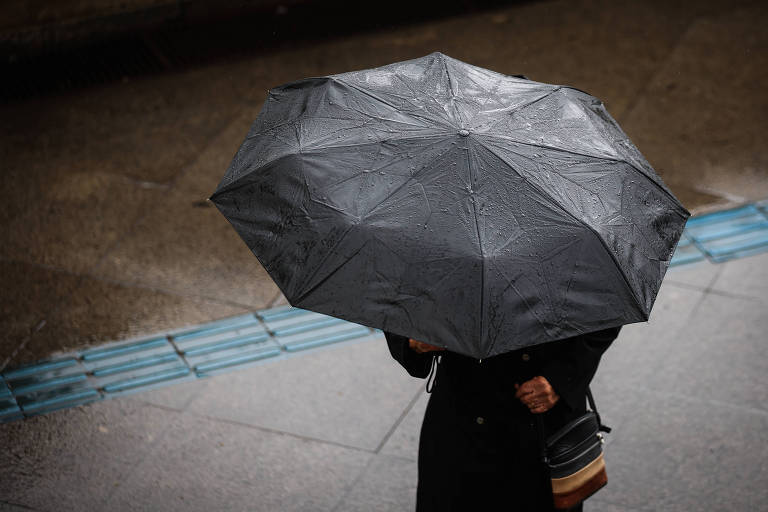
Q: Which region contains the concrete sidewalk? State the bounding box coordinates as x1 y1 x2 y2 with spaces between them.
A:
2 252 767 511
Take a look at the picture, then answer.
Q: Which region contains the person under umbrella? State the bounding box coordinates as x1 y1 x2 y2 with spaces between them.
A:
384 327 619 511
211 53 689 511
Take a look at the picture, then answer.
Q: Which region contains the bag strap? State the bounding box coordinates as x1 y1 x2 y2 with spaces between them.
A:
425 355 440 393
587 387 611 434
536 414 549 464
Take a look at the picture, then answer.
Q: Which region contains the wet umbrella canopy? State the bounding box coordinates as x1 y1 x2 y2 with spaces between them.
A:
210 52 689 359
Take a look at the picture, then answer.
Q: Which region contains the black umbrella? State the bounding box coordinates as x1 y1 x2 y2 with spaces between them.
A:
210 52 689 359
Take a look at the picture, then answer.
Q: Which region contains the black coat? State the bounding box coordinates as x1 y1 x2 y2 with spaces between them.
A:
384 327 619 512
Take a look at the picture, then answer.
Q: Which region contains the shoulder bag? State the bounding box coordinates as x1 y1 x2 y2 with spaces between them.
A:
537 388 611 510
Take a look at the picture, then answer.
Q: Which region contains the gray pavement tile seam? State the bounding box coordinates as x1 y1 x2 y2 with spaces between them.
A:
374 386 424 454
613 17 694 126
180 335 423 451
587 497 646 512
330 453 419 512
266 288 288 309
101 407 373 512
378 390 428 462
180 408 378 456
595 386 768 511
611 386 768 430
0 501 39 511
157 110 247 192
328 450 379 512
644 290 768 413
657 278 764 304
0 321 46 375
2 256 258 315
62 271 260 312
137 396 425 468
76 110 246 304
0 268 88 374
679 262 725 319
0 399 181 511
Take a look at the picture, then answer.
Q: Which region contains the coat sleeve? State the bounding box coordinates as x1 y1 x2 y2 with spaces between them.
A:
539 326 621 411
384 330 434 379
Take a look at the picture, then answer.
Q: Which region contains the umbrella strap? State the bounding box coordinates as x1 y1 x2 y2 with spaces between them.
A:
425 355 440 393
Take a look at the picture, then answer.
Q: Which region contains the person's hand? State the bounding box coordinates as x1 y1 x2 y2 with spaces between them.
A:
408 338 445 354
515 376 559 414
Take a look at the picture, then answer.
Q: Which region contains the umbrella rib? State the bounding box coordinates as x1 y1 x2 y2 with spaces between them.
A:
361 138 455 220
483 133 688 216
619 160 690 216
481 87 560 134
466 140 486 354
475 138 648 318
482 133 623 163
485 261 552 355
440 55 464 127
291 223 358 305
217 135 447 198
244 113 424 141
335 79 454 130
301 133 447 153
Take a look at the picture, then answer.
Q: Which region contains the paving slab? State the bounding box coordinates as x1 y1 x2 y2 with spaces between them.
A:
0 170 160 275
620 2 768 206
185 336 422 451
0 64 249 185
7 274 249 368
583 499 644 512
663 258 722 291
127 374 213 412
598 389 768 512
104 411 371 512
0 502 37 511
649 290 768 412
94 189 279 309
174 111 259 199
0 262 81 369
333 454 418 512
0 399 177 511
592 278 706 397
379 390 428 461
708 251 768 302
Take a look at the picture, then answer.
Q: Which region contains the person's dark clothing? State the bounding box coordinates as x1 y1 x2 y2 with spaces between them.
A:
385 327 620 512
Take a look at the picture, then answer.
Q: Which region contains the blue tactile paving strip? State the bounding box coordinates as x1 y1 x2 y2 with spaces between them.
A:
669 234 706 267
1 376 23 422
1 307 380 422
671 203 768 265
3 200 768 423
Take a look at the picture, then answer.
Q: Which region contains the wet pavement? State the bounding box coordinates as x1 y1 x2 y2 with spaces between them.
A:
1 0 768 509
1 251 767 511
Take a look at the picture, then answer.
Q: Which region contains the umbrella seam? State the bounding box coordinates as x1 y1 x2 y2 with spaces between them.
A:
212 135 446 199
466 140 487 357
291 229 367 306
360 138 456 221
333 78 456 130
440 53 465 127
480 86 561 134
482 133 689 218
475 138 648 319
